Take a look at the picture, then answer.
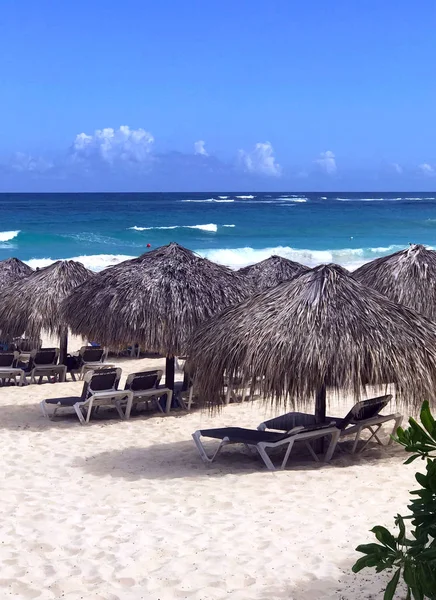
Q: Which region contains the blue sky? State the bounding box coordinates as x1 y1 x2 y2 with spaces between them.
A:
1 0 436 191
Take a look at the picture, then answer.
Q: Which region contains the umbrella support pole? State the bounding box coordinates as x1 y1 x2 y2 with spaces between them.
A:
165 356 175 391
314 384 327 454
59 327 68 366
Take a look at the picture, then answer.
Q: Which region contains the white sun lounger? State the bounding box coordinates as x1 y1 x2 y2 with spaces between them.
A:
192 423 340 471
24 348 67 384
124 370 173 414
40 368 133 424
70 346 116 381
258 395 402 454
0 352 25 386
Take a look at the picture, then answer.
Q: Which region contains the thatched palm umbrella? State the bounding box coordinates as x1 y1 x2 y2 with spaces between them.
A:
63 242 249 389
0 260 92 363
189 264 436 420
353 244 436 321
0 258 33 290
238 255 309 291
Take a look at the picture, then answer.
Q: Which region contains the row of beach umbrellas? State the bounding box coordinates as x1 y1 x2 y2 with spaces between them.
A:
1 243 436 420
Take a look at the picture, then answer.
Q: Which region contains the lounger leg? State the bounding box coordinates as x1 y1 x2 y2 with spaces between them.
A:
192 432 228 463
388 415 403 444
74 403 86 425
187 387 194 410
304 441 320 462
40 400 49 418
85 399 95 424
357 425 383 453
280 439 297 469
153 395 164 413
256 444 277 471
351 427 363 454
114 401 125 419
324 430 340 462
124 395 133 420
165 390 173 414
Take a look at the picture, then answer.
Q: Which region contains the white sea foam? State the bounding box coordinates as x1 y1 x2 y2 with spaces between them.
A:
0 230 20 242
196 244 404 271
277 197 307 203
181 198 235 203
320 196 327 200
236 195 255 199
25 254 136 272
23 243 410 275
130 223 219 233
223 224 235 228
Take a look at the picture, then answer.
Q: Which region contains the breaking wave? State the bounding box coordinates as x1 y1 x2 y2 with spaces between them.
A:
0 230 20 242
130 223 219 233
196 244 405 271
25 254 135 272
181 198 235 203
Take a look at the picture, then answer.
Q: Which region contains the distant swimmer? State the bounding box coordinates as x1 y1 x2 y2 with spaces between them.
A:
147 243 151 248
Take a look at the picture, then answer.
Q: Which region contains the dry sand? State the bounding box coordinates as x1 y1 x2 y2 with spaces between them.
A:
0 345 417 600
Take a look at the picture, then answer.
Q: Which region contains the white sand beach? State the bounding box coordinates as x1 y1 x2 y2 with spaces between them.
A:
0 347 417 600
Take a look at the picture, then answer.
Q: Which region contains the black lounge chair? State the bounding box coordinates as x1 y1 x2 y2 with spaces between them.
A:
23 348 67 384
0 351 25 386
192 422 340 470
258 395 402 454
40 368 133 424
70 346 115 381
124 370 173 414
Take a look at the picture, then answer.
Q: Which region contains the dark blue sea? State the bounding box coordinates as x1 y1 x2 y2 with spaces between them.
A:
2 192 436 271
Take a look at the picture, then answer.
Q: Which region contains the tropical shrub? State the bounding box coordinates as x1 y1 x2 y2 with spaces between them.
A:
352 401 436 600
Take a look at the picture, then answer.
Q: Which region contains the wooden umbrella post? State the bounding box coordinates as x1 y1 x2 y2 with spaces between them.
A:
315 383 327 423
59 326 68 366
165 355 175 391
314 383 327 454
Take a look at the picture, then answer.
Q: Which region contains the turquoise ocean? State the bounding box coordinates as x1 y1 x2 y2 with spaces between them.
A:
2 192 436 271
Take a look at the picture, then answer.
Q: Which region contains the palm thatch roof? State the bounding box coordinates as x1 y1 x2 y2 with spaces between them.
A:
0 258 33 290
353 244 436 321
238 255 309 290
188 263 436 414
0 260 92 339
63 242 250 356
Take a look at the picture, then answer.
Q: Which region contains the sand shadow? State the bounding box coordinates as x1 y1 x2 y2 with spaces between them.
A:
0 402 192 431
76 436 406 481
254 558 399 600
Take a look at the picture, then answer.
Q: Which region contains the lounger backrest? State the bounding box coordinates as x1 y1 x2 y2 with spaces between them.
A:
0 352 16 367
83 368 121 399
340 395 392 428
29 348 59 368
125 370 162 391
80 347 105 363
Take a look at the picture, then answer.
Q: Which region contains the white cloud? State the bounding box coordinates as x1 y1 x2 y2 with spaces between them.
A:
194 140 208 156
315 150 337 175
391 162 403 174
71 125 154 165
10 152 53 173
419 163 435 175
238 142 281 177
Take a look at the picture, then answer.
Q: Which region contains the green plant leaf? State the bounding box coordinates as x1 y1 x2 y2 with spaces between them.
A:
384 568 401 600
355 543 389 556
420 401 435 436
372 526 398 551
